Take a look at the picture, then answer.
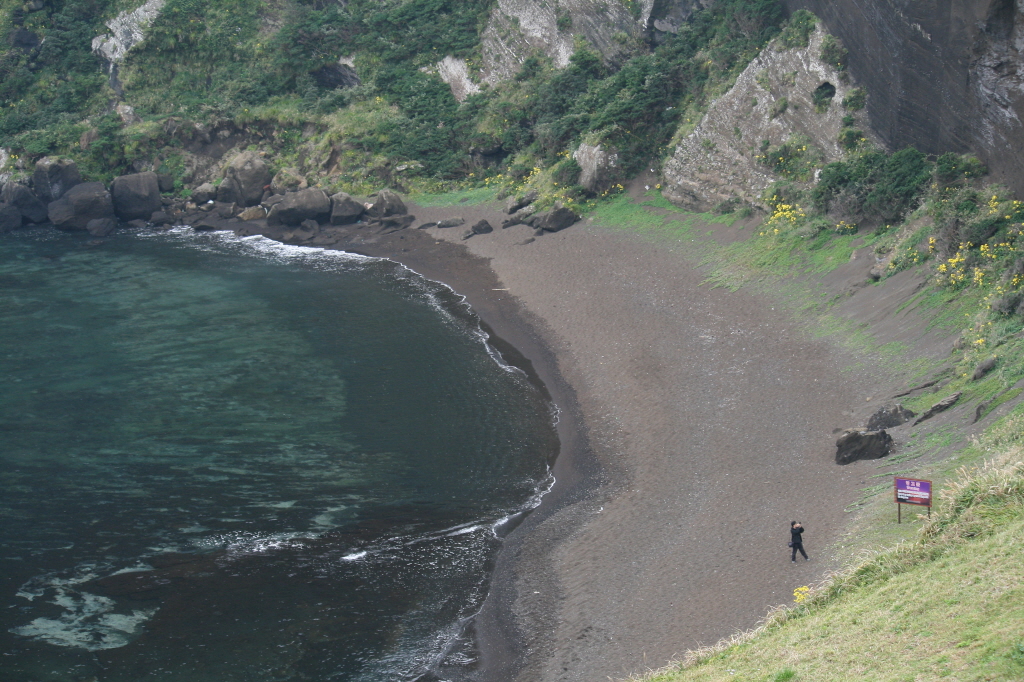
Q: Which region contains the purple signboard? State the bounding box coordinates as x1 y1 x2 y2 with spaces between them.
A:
895 477 932 507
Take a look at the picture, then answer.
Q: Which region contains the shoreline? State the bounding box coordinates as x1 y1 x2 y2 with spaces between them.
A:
246 196 900 681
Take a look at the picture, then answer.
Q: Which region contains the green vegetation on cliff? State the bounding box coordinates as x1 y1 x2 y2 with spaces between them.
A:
0 0 786 194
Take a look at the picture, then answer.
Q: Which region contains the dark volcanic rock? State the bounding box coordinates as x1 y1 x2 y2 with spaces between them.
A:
0 204 21 233
157 173 175 193
462 219 494 239
329 192 365 225
866 403 916 431
48 182 115 230
529 205 579 233
505 190 538 214
913 392 962 425
436 217 465 228
192 183 217 204
150 210 170 225
1 182 47 224
217 151 272 207
112 172 161 221
835 429 893 465
32 157 82 203
86 217 117 237
417 222 438 230
366 190 406 219
266 188 332 226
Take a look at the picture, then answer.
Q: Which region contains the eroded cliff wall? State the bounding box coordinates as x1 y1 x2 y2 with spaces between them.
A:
780 0 1024 194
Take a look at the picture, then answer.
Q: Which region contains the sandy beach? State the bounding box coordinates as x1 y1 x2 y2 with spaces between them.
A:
256 196 918 681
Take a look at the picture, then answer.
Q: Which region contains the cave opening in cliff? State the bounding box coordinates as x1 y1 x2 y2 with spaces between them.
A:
813 82 837 111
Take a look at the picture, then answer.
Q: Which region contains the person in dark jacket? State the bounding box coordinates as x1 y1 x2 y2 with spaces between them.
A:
790 521 808 562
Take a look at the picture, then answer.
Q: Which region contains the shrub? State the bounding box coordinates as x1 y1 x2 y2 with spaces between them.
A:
838 127 865 150
813 147 932 222
770 97 789 118
776 9 816 49
819 34 847 71
936 152 988 183
842 87 867 111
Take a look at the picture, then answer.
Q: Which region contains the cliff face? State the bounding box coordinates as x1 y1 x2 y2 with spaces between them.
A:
780 0 1024 194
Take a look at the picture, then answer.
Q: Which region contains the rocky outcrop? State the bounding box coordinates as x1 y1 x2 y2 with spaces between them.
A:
913 392 962 426
32 158 81 204
112 172 161 221
574 143 618 192
91 0 167 64
972 357 998 380
217 151 272 207
266 188 332 226
436 217 465 228
835 428 893 465
1 182 48 224
866 403 916 431
781 0 1024 196
505 190 538 214
437 56 481 102
270 168 307 194
480 0 636 83
48 182 116 230
662 25 875 210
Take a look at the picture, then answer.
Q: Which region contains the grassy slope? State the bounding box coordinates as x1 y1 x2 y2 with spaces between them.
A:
427 182 1024 680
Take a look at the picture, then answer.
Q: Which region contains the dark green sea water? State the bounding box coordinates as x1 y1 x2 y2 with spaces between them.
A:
0 227 557 681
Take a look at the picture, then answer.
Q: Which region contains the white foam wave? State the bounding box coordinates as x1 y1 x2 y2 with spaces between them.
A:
341 550 368 561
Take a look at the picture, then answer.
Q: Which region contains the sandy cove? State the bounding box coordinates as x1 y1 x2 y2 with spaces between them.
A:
255 197 917 681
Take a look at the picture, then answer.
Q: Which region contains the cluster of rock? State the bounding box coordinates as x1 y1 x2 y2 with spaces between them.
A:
2 151 580 244
834 402 916 465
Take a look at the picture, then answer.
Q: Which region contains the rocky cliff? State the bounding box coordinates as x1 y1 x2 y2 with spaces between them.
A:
780 0 1024 195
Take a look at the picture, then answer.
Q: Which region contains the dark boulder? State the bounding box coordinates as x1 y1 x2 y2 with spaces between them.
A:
972 357 998 380
371 214 415 233
462 219 493 239
112 172 161 221
417 222 438 230
913 392 962 425
329 192 365 225
86 218 117 237
32 158 82 203
366 190 406 219
835 429 893 465
866 403 916 431
1 182 48 224
150 210 170 225
505 190 538 214
48 182 115 230
157 174 175 193
502 204 537 228
218 151 272 207
300 218 320 232
528 205 579 233
266 188 332 226
436 217 465 228
0 204 21 233
192 183 217 204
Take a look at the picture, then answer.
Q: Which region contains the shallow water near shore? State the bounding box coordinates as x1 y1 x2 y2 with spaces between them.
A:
0 227 558 681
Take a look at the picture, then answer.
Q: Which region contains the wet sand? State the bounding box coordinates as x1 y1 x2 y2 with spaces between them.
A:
255 198 905 681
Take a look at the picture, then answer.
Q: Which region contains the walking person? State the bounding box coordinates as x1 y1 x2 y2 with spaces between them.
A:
790 521 808 562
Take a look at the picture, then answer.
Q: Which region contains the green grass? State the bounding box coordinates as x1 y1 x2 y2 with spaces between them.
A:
640 456 1024 682
411 186 498 207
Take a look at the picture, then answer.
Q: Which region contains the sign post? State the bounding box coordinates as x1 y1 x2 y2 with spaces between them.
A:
894 477 932 523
